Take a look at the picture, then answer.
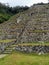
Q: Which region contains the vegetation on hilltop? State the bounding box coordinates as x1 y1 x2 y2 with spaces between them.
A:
0 3 29 23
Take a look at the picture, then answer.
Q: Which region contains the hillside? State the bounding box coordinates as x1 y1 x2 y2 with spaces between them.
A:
0 3 49 43
0 3 29 23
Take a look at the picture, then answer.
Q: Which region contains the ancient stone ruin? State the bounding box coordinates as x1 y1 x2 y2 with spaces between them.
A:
0 4 49 54
15 45 49 54
0 4 49 43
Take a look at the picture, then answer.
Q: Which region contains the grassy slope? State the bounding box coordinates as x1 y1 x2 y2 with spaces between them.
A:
0 52 49 65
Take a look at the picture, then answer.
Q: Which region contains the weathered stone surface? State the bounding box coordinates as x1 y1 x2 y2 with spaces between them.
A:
0 4 49 43
15 45 49 54
0 41 15 54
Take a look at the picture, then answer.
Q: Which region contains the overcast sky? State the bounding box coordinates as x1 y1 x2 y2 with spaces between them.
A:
0 0 48 7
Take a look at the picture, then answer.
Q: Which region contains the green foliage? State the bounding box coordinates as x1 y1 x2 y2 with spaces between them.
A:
0 13 11 23
33 2 45 6
0 3 29 23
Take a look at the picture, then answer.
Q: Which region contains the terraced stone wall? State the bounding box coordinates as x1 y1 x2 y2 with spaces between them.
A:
15 45 49 54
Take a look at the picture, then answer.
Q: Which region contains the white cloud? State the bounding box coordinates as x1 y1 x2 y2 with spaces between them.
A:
0 0 48 7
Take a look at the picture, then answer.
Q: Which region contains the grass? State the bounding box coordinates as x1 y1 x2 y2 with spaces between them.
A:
28 30 49 33
0 52 49 65
17 42 49 46
0 39 16 43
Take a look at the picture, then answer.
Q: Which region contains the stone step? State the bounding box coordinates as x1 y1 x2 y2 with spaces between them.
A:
6 47 13 50
3 49 13 54
3 51 12 54
5 49 12 52
6 47 15 50
10 45 17 47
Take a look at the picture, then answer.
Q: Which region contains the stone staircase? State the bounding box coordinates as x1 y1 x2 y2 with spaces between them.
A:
2 43 49 54
2 43 17 54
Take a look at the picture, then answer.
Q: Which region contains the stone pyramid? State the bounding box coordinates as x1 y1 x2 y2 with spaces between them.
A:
0 3 49 43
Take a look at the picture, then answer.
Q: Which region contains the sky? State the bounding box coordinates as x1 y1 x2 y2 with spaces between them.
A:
0 0 48 7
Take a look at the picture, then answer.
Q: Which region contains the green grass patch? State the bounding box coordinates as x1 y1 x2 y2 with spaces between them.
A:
17 42 49 46
0 52 49 65
0 39 16 43
28 30 49 33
